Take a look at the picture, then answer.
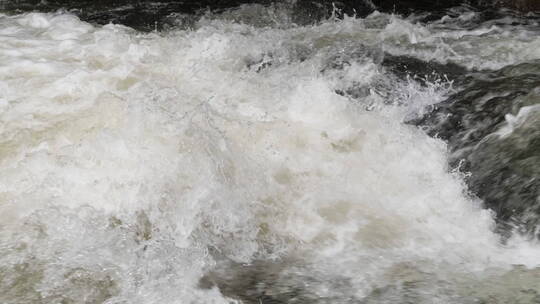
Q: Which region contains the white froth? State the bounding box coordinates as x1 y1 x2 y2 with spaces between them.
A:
0 10 539 303
376 14 540 70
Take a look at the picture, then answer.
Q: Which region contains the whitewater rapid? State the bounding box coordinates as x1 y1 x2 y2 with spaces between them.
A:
0 6 539 303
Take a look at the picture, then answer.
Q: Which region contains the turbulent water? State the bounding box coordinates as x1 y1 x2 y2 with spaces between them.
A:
0 2 539 303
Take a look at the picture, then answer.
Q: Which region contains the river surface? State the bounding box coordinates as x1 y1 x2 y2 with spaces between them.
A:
0 1 539 303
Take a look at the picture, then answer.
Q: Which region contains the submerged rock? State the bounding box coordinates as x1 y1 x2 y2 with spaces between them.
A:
415 61 540 237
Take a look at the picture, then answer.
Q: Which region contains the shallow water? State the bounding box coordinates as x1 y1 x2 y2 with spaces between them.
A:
0 2 539 303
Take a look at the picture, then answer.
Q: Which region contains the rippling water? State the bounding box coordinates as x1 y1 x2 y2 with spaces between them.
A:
0 1 539 303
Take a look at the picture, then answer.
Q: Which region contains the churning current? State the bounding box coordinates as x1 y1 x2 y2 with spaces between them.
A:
0 2 539 304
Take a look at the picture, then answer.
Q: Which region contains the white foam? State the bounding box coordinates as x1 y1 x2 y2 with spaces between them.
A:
0 10 539 303
497 104 540 137
375 14 540 70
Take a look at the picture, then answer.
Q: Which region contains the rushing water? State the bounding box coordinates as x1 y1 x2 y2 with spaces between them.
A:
0 1 539 303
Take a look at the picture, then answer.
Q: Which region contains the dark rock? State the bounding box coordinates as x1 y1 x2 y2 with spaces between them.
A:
498 0 540 12
199 259 358 304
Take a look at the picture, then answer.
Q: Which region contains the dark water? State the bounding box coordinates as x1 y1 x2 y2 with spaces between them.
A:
415 61 540 237
1 1 539 303
3 0 538 30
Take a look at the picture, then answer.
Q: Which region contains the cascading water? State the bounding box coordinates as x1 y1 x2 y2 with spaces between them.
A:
0 2 539 303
